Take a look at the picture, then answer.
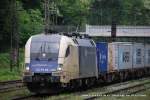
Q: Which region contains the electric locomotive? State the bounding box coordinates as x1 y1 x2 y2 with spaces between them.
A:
23 33 97 93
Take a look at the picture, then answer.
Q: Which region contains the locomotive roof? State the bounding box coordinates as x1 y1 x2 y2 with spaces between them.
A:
30 33 95 47
31 34 62 43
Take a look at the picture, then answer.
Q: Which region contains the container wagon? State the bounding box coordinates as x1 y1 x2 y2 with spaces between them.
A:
96 42 149 82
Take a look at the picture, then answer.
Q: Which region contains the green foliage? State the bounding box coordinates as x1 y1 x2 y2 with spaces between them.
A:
0 0 150 48
0 67 21 81
0 53 10 68
58 0 92 26
143 0 150 9
0 0 12 51
89 0 150 25
21 0 42 9
0 49 24 81
17 1 44 45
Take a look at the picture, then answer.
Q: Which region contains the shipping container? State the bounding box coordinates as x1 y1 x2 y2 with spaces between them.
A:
96 42 108 74
145 44 150 67
133 43 144 68
108 42 133 72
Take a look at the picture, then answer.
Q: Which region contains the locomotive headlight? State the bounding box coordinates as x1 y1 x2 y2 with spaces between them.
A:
42 53 46 57
26 66 30 71
57 67 62 71
52 64 63 76
25 63 30 72
24 66 32 76
57 64 63 71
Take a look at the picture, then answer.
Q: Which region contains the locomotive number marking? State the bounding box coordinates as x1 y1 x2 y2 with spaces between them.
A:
36 68 49 72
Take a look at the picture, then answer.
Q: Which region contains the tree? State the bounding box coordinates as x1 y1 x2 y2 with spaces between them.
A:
18 8 44 45
89 0 124 25
57 0 92 26
0 0 13 51
89 0 150 25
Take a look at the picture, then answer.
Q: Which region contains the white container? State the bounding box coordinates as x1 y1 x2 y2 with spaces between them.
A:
145 44 150 67
108 42 133 72
133 43 144 68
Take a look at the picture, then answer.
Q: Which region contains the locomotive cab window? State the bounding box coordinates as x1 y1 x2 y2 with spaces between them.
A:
65 46 70 57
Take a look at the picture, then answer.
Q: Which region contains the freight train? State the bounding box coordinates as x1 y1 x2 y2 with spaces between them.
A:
23 33 150 93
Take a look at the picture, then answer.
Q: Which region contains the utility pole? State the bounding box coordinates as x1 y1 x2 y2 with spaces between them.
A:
110 0 117 42
44 0 58 33
10 0 19 71
44 0 50 34
111 20 116 38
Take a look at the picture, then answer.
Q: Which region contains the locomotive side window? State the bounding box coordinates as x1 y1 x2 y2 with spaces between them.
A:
65 46 70 57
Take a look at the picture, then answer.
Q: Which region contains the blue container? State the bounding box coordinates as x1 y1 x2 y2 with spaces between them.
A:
96 42 108 74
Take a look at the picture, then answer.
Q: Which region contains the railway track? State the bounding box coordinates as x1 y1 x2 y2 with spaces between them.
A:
0 80 24 93
12 94 37 100
32 77 150 100
0 78 150 100
82 78 150 100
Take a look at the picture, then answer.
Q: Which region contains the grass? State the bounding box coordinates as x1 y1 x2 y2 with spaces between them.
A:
0 88 30 100
0 67 21 81
0 49 24 81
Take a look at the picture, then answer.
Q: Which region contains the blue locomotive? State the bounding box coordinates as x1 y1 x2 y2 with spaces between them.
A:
23 33 150 93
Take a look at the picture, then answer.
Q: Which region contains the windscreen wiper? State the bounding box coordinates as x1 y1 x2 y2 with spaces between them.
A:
35 44 43 61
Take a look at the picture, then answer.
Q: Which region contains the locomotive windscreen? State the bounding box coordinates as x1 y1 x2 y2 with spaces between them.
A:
31 42 59 60
30 34 61 61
